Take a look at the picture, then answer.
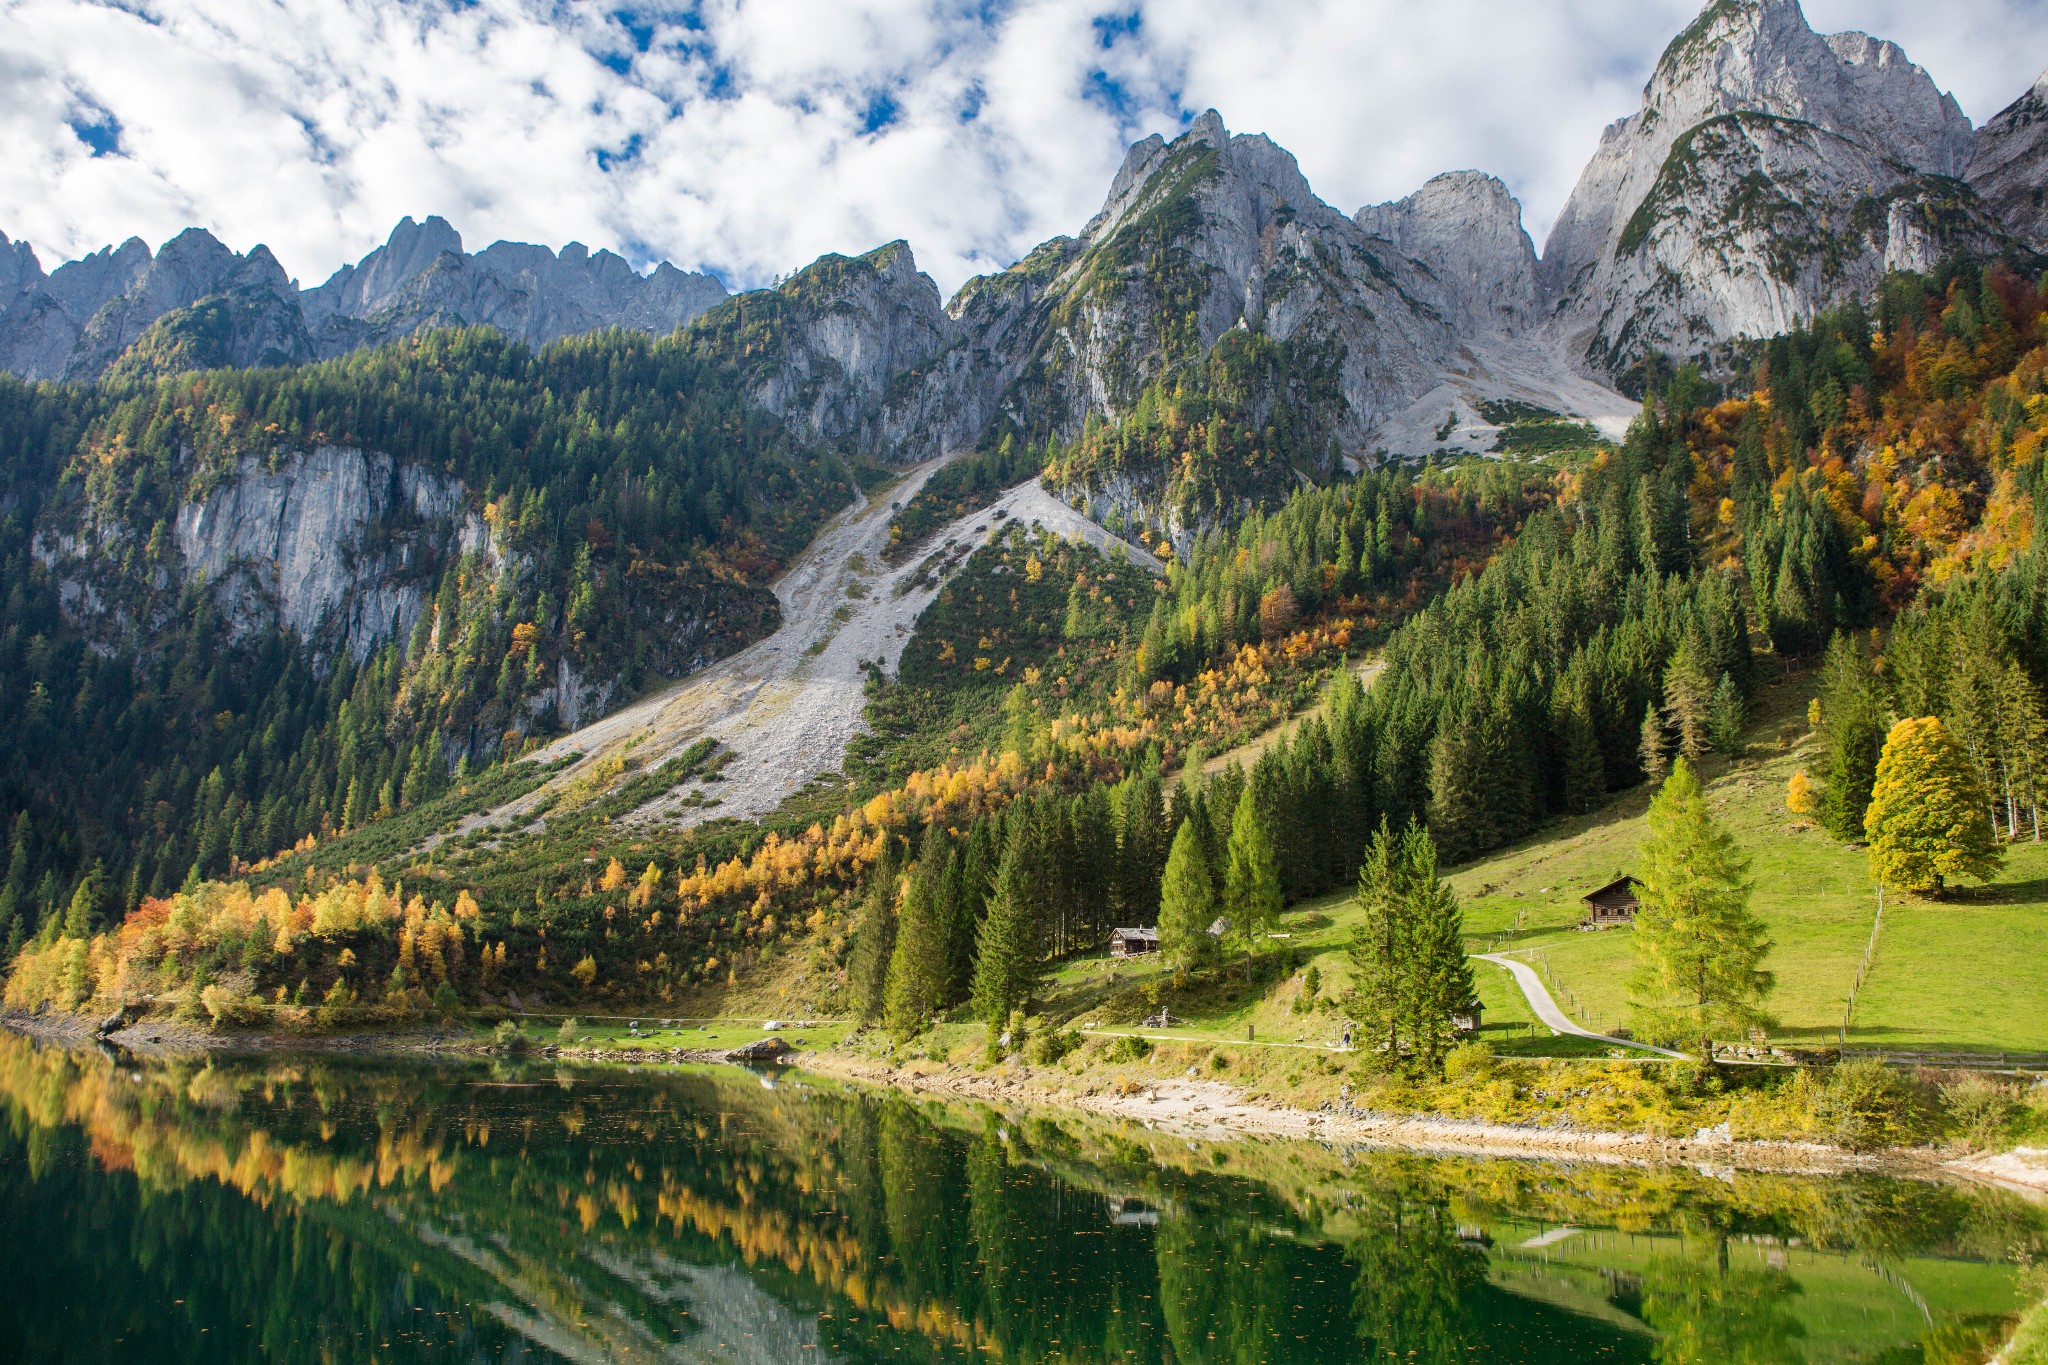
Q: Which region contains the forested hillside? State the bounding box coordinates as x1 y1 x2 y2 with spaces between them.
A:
8 258 2048 1031
0 325 871 951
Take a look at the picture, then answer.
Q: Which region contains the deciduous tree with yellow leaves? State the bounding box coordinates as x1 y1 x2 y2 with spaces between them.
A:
1863 717 2003 896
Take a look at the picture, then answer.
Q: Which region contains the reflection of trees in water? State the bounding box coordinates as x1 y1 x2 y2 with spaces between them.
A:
1637 1239 1805 1365
2 1034 2045 1365
0 1122 543 1364
1347 1195 1489 1364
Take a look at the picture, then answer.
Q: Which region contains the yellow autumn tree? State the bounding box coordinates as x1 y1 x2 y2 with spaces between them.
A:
1786 770 1819 818
1864 717 2003 896
599 858 628 893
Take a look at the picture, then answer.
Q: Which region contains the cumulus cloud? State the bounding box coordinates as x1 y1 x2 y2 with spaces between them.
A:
0 0 2041 300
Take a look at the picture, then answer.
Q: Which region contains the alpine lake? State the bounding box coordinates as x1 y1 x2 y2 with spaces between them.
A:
0 1030 2041 1364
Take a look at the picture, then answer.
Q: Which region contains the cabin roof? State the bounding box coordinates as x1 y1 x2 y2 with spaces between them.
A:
1109 926 1159 942
1583 875 1641 905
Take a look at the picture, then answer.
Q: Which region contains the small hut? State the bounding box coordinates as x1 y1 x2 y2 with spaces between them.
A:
1582 876 1642 927
1451 998 1484 1034
1108 927 1160 958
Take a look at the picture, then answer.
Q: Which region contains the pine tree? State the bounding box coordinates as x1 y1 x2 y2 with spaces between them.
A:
2000 661 2047 841
848 859 900 1027
1707 673 1745 754
1629 760 1773 1059
1393 823 1474 1077
1662 641 1715 761
1116 770 1167 925
1554 684 1607 815
63 862 104 939
1157 818 1217 973
1864 717 2003 896
1639 708 1671 784
1222 783 1281 974
882 854 952 1038
970 837 1039 1035
1815 633 1883 840
1346 819 1407 1061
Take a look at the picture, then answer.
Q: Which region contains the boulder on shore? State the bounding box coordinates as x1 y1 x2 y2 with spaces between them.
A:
726 1037 793 1063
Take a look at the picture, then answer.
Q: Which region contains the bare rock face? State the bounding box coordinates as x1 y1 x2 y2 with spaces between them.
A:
0 236 150 380
940 114 1473 480
34 444 471 662
1356 171 1541 336
704 240 967 458
300 216 728 356
1970 70 2048 252
0 217 729 382
1540 0 1995 378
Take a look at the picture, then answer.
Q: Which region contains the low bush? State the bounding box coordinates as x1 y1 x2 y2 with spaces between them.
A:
1104 1035 1153 1063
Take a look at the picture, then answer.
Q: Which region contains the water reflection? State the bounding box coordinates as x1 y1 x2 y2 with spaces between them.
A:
0 1031 2038 1364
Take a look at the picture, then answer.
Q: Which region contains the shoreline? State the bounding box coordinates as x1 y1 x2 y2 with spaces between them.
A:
9 1012 2044 1196
792 1051 1988 1184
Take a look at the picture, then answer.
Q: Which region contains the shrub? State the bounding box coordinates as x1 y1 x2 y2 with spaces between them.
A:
1029 1028 1082 1065
1443 1040 1497 1082
491 1020 530 1055
556 1017 580 1045
1818 1059 1931 1151
1942 1074 2020 1150
1104 1034 1153 1063
200 986 265 1028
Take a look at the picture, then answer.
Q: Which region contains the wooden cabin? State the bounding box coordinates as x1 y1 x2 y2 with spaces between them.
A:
1108 927 1160 958
1451 998 1484 1034
1583 876 1642 927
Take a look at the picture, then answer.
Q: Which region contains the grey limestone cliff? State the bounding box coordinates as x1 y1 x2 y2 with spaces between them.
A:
1970 70 2048 253
1540 0 2004 377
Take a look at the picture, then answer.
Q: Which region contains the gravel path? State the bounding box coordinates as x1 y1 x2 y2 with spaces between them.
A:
1474 952 1688 1059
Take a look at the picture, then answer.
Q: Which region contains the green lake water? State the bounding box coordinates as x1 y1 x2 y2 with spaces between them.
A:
0 1031 2040 1363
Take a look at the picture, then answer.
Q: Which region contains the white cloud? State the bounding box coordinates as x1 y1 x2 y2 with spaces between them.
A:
0 0 2040 300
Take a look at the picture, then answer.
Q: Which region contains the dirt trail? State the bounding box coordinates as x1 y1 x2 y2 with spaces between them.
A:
473 468 1158 836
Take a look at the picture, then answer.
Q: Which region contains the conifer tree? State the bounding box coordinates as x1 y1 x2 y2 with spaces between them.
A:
1394 822 1474 1077
848 857 900 1027
1554 685 1607 815
882 854 952 1038
1815 633 1883 840
1707 673 1745 754
1157 818 1217 973
970 838 1039 1034
1222 783 1281 974
1662 641 1715 762
1864 717 2003 895
63 862 104 939
1346 820 1406 1061
1639 709 1671 784
1629 761 1773 1058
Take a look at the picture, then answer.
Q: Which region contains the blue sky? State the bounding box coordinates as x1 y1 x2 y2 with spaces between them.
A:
2 0 2045 297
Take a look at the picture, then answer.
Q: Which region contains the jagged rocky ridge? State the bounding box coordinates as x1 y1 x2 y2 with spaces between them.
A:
0 216 727 383
1540 0 2019 378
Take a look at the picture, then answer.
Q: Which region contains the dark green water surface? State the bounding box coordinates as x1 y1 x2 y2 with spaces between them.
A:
0 1031 2039 1363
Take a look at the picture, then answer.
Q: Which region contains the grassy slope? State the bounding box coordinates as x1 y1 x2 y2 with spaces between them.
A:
1442 672 2048 1055
1023 668 2048 1059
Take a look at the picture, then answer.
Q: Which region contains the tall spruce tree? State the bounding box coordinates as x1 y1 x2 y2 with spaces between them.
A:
1394 823 1474 1077
1346 820 1408 1061
848 855 901 1027
1157 818 1217 973
1222 783 1282 974
970 836 1039 1036
1629 761 1774 1058
882 843 953 1038
1815 633 1883 840
1662 641 1715 762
